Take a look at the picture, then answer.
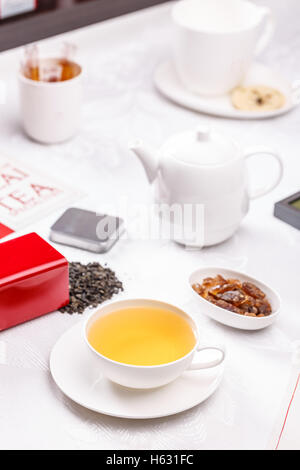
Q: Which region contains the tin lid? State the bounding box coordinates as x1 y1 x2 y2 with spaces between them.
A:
0 232 67 287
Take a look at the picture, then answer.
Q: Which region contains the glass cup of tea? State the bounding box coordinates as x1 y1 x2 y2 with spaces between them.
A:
19 44 82 144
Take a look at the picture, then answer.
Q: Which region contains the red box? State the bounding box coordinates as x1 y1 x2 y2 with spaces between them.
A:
0 232 69 331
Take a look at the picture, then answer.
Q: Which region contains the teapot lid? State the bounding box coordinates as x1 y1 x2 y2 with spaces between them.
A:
164 125 238 166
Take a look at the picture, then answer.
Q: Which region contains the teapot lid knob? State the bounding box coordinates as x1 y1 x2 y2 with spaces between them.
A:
196 125 211 141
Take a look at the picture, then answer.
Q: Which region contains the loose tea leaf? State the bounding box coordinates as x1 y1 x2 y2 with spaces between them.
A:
60 262 123 314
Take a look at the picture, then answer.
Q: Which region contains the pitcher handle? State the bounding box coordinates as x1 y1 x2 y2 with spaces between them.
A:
244 146 283 200
255 8 275 56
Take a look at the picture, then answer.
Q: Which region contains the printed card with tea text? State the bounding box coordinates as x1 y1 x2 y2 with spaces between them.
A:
0 155 81 239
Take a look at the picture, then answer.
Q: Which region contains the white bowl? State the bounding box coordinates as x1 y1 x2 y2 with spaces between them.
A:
189 267 280 330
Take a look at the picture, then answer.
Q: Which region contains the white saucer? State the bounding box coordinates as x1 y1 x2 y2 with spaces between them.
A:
154 61 296 119
50 322 224 419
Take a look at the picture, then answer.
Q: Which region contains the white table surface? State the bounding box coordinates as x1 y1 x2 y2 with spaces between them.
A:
0 0 299 450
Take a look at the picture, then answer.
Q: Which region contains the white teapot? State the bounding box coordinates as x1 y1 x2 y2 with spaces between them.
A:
130 126 283 247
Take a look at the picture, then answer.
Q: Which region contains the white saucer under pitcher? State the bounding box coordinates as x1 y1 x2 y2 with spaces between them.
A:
155 61 296 120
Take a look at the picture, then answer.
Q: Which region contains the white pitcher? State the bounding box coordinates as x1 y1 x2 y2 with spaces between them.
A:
172 0 275 95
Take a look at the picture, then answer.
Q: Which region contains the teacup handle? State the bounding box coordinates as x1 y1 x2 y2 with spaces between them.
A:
244 146 283 199
255 8 275 56
188 345 225 370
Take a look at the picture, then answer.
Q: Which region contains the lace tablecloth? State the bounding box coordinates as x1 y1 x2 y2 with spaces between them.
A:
0 0 299 450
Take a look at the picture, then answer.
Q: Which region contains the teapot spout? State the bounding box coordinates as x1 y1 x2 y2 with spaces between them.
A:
129 140 159 184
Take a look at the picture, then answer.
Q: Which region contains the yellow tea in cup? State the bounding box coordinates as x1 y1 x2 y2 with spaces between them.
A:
23 58 81 82
87 306 196 366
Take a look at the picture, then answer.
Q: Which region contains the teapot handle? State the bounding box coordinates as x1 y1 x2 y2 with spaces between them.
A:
244 146 283 199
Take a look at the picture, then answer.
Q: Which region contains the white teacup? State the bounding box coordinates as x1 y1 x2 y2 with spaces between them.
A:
84 299 225 389
172 0 274 95
19 60 82 144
